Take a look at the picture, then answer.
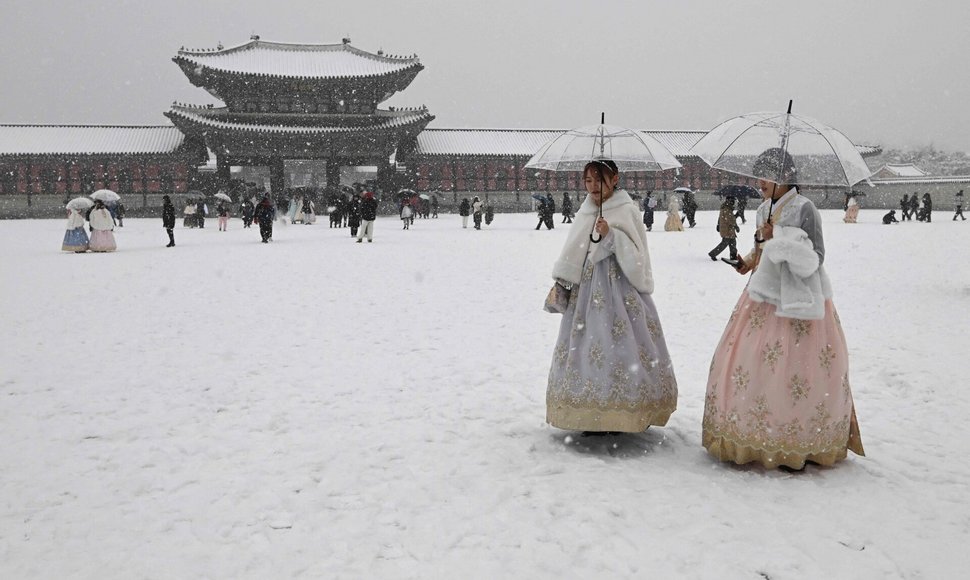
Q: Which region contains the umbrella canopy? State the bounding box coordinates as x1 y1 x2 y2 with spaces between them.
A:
526 122 682 173
673 187 693 194
531 193 546 202
89 189 120 202
713 184 761 199
418 194 431 200
66 197 94 211
214 192 232 202
690 102 872 187
184 190 206 200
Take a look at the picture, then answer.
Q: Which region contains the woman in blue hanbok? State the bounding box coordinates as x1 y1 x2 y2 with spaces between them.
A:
61 208 89 252
546 160 678 433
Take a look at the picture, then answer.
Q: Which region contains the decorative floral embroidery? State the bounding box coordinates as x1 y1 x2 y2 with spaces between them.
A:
639 347 656 372
790 319 812 345
746 395 772 441
762 340 784 372
842 373 851 404
571 317 586 338
554 343 568 366
732 365 750 393
583 264 594 282
591 288 606 311
646 318 660 340
608 259 621 281
810 402 832 438
623 291 642 320
588 341 604 369
789 373 810 405
748 304 767 334
611 317 628 340
819 344 836 375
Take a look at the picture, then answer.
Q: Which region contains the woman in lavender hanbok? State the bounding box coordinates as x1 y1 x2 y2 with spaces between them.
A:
61 208 89 252
546 160 677 434
88 200 117 252
703 148 864 469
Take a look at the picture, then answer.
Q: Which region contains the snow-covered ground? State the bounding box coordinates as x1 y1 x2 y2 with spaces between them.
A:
1 209 968 579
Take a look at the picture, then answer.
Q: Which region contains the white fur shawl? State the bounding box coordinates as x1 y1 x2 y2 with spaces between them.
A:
66 209 86 230
748 225 832 320
89 208 114 231
551 190 654 294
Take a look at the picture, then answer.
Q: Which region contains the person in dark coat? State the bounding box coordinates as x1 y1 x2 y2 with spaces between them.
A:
472 196 483 229
900 194 911 221
920 192 933 222
534 196 546 230
882 210 899 225
708 197 739 260
543 193 556 229
302 196 314 225
734 194 748 224
484 202 494 226
254 196 275 243
561 192 573 223
682 190 698 228
459 197 471 228
241 199 255 228
356 191 378 242
431 194 439 218
348 195 362 237
162 195 176 247
196 200 206 229
954 190 965 221
115 202 126 227
908 192 920 220
642 191 656 231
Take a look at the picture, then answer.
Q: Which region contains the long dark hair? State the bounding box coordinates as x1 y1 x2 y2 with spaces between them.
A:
752 148 798 191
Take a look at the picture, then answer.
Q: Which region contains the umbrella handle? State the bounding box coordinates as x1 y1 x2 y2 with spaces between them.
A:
590 232 602 244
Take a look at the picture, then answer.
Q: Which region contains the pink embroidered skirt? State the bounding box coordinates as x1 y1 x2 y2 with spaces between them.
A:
89 230 117 252
702 290 864 469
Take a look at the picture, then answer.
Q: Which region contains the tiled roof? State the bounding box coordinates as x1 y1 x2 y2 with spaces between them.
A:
175 39 421 79
415 128 880 158
165 104 434 134
0 125 190 156
869 175 970 185
875 163 927 177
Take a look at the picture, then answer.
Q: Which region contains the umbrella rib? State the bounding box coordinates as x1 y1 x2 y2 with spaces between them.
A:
707 123 757 172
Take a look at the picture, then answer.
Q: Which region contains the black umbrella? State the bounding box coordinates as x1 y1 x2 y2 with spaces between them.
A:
713 184 760 199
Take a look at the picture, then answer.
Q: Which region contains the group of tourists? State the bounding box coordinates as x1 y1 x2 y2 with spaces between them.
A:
458 196 494 229
545 150 865 471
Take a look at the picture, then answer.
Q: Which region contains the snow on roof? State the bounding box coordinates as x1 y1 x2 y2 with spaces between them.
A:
869 175 970 185
175 39 421 79
0 125 189 156
165 104 433 134
876 163 928 177
415 128 880 159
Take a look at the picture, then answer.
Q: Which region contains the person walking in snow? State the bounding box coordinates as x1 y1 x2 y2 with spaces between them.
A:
642 191 657 231
703 147 864 470
254 195 275 243
545 159 677 435
900 194 912 221
196 200 207 229
115 202 126 227
954 190 965 221
62 207 89 252
472 196 484 230
217 201 229 231
561 191 573 223
241 199 254 228
664 194 684 231
919 192 933 222
431 194 439 218
682 189 698 228
544 193 556 230
348 195 362 237
734 194 748 224
459 197 471 229
88 199 117 252
356 191 378 243
708 196 740 261
162 195 176 247
401 200 413 229
484 202 495 226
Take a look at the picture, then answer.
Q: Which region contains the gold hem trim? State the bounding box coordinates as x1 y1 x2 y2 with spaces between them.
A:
547 400 676 433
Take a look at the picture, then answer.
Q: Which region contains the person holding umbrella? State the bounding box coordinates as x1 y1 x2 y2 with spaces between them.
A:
843 192 861 223
641 191 657 231
88 199 117 252
545 159 678 435
701 147 864 469
162 195 176 247
62 198 92 252
664 193 684 231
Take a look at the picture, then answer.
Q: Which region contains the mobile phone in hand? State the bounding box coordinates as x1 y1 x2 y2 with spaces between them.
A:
721 257 744 269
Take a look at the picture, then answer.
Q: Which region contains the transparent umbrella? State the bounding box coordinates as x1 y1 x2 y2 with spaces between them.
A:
89 189 120 202
66 197 94 211
526 113 681 242
689 101 872 188
214 192 232 202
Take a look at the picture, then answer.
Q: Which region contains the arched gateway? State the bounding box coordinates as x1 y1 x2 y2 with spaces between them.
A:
164 36 435 196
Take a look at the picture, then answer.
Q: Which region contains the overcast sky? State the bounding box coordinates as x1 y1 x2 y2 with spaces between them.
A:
4 0 968 152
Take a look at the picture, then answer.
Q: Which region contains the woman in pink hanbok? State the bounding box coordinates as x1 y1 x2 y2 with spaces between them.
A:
88 200 117 252
703 148 864 469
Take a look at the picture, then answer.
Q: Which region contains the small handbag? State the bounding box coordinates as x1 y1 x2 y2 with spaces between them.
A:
543 281 572 314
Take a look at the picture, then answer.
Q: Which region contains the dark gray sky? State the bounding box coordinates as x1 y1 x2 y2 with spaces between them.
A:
4 0 968 151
